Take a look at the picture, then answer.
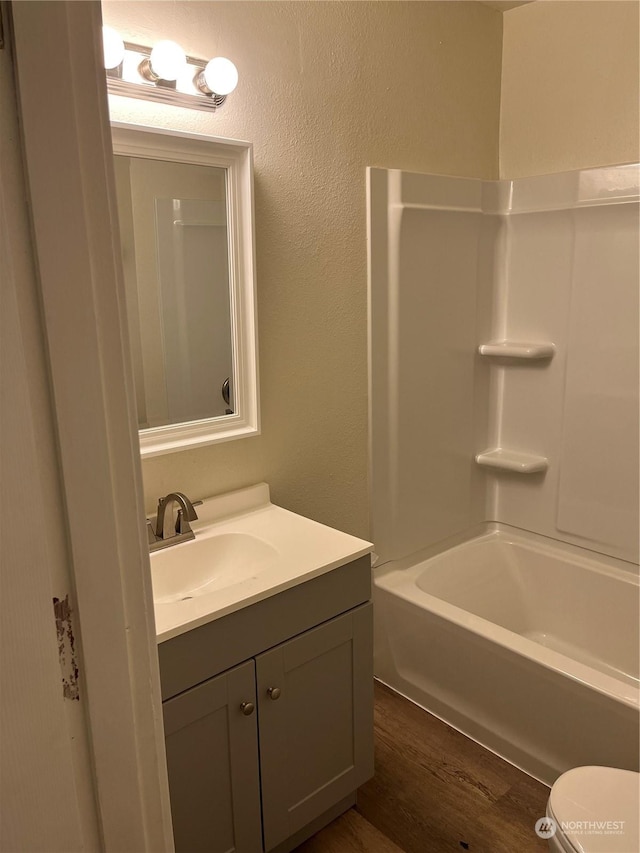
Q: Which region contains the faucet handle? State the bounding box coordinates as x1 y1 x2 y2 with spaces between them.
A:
176 508 196 534
146 519 158 546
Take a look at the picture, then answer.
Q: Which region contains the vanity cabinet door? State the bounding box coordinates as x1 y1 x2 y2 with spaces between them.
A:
256 603 374 851
163 660 262 853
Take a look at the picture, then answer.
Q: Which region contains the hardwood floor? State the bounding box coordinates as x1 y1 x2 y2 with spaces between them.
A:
294 808 404 853
296 683 550 853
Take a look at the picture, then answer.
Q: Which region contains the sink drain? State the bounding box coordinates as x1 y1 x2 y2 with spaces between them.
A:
180 595 193 601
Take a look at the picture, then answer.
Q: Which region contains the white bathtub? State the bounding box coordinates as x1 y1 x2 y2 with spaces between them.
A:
373 525 640 785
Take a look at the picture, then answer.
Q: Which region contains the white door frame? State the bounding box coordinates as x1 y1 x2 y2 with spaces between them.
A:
10 2 173 849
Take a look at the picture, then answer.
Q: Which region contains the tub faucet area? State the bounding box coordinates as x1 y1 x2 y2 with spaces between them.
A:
148 492 200 552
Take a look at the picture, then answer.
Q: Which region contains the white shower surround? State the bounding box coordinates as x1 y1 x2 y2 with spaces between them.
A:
368 162 639 782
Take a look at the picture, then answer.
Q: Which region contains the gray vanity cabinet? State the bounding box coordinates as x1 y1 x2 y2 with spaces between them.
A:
159 556 373 853
257 605 374 851
163 660 262 853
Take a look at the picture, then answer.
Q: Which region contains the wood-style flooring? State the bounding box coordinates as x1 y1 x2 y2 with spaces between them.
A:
296 682 550 853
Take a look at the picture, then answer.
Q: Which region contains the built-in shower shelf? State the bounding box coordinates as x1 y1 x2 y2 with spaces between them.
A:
478 341 556 359
475 449 549 474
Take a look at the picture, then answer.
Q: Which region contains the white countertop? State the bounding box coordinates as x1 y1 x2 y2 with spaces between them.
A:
151 484 373 643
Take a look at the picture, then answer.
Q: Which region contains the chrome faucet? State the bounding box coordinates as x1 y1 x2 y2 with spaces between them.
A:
147 492 200 552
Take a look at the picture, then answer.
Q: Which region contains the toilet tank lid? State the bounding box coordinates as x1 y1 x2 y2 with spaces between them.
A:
548 766 639 853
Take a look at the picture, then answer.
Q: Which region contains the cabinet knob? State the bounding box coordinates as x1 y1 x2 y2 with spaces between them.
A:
240 701 255 716
267 687 281 701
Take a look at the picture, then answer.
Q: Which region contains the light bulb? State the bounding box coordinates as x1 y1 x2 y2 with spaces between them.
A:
102 26 125 70
202 57 238 96
149 40 187 81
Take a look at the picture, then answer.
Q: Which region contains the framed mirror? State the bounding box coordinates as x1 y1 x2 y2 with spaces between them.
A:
111 122 259 457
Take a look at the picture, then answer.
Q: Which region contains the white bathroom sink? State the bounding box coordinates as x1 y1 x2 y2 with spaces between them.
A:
150 483 373 642
151 532 279 604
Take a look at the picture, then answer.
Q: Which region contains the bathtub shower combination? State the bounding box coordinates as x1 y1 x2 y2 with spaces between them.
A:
367 164 640 786
374 527 638 785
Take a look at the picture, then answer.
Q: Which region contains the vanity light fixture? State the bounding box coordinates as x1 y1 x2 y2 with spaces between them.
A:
102 26 125 71
140 40 187 83
102 26 238 112
196 57 239 97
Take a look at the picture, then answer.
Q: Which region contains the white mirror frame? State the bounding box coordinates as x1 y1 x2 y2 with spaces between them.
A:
111 122 260 457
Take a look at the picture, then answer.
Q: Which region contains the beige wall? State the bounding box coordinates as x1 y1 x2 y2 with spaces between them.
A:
500 1 640 178
103 1 502 536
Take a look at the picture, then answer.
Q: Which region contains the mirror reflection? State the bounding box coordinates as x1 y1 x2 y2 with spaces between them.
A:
113 155 234 429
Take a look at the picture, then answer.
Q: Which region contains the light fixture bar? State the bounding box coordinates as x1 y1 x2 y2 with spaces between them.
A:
106 41 227 112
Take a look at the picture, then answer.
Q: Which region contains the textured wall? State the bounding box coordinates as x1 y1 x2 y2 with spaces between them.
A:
103 1 502 536
500 1 640 178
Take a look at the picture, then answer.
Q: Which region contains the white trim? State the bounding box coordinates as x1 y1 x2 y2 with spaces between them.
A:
111 123 260 457
377 163 640 216
1 21 99 848
11 3 173 850
506 162 640 213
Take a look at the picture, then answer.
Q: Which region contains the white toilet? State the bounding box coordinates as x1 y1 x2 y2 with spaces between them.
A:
545 766 639 853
